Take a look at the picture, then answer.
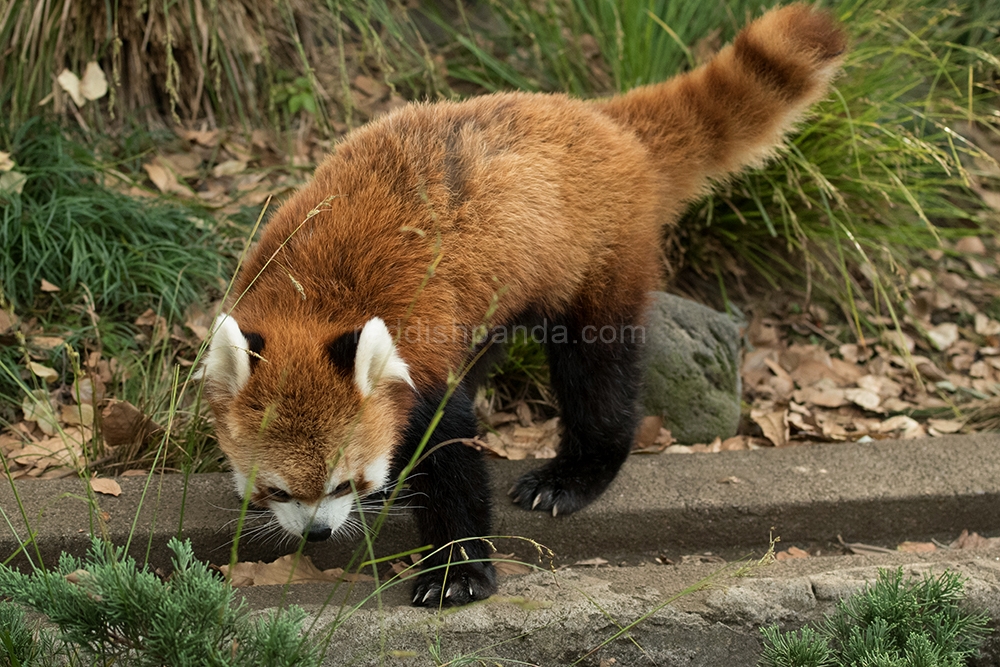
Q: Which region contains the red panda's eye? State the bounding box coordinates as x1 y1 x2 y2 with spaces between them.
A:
331 481 352 497
265 487 291 502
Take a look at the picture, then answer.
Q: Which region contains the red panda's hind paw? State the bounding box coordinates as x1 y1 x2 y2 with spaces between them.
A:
411 561 498 607
509 463 613 517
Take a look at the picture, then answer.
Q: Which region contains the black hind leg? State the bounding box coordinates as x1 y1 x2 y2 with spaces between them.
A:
509 312 643 515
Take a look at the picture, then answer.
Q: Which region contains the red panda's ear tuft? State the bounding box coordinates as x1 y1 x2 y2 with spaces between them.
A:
354 317 414 396
194 314 254 396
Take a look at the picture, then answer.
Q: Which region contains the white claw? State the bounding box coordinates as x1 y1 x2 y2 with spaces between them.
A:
468 584 474 598
413 591 421 604
508 485 518 496
552 504 559 517
445 584 455 599
422 587 437 604
531 494 542 510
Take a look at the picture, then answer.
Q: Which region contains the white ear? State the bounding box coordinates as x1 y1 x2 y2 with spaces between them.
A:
354 317 414 396
194 314 252 396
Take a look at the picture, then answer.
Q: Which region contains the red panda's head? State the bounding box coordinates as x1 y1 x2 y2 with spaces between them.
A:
196 314 414 541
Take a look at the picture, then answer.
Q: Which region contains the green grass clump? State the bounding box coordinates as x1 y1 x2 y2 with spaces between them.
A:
0 537 322 667
759 568 991 667
0 119 224 322
0 119 231 416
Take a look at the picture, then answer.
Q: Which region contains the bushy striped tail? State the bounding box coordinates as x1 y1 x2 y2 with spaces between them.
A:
596 4 846 205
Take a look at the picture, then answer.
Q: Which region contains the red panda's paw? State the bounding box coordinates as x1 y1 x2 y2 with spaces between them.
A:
509 462 614 516
411 561 498 607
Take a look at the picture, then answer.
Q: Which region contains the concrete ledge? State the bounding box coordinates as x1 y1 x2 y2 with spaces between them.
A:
241 549 1000 666
2 434 1000 572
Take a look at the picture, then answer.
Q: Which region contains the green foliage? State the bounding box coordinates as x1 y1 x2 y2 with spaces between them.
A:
759 569 991 667
271 71 319 117
430 0 763 95
0 119 224 321
760 626 835 667
0 537 322 667
487 329 552 412
0 600 58 667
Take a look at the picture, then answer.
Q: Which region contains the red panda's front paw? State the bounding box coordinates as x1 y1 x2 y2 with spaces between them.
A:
411 561 498 607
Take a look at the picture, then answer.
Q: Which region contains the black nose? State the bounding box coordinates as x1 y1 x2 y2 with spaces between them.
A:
304 527 332 542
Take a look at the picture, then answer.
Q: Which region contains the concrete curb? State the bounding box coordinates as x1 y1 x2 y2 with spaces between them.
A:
3 434 999 570
3 434 1000 665
247 549 1000 666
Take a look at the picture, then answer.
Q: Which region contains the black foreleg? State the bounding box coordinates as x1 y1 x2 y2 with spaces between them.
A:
392 386 497 607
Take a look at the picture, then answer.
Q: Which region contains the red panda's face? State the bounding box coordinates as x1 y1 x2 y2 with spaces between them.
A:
197 315 414 541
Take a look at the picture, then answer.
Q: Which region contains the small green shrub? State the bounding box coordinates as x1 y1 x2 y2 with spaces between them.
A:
759 568 992 667
0 537 322 667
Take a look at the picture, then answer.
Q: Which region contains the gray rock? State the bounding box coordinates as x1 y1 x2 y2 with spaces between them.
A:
641 292 743 444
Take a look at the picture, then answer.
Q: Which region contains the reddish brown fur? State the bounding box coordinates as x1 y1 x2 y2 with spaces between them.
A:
207 5 845 498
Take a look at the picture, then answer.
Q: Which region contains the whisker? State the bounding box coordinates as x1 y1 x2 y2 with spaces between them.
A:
219 512 271 531
206 501 258 512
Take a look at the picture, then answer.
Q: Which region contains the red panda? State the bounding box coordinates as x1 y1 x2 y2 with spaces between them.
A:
198 4 845 606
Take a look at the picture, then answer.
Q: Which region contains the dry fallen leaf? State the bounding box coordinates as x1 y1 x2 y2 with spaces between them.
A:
793 385 847 408
142 162 192 198
633 419 675 454
0 151 13 172
751 408 789 447
219 554 373 587
61 403 95 427
975 313 1000 336
844 388 882 412
28 362 58 384
159 152 202 179
493 554 532 576
950 529 1000 550
0 433 24 456
389 560 419 579
180 128 220 147
39 279 60 293
927 323 959 351
877 415 926 440
57 68 84 106
80 62 108 101
634 415 663 449
101 400 158 448
90 478 122 497
142 162 170 192
955 236 987 255
927 418 964 434
775 546 809 561
0 310 17 336
897 541 936 554
720 435 763 451
134 308 169 346
573 557 609 567
21 390 59 436
8 430 86 469
0 171 26 197
212 159 248 177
